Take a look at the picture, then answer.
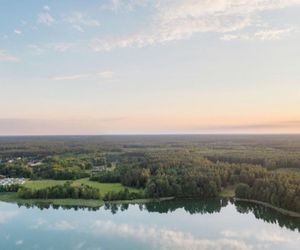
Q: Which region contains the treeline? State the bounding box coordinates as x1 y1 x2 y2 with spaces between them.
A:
0 184 20 192
18 182 101 200
103 188 143 201
206 154 300 170
235 172 300 213
90 171 120 183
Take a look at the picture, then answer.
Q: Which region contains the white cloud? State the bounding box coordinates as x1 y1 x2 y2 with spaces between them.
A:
47 42 74 52
28 44 44 55
0 50 20 62
28 42 74 54
254 27 295 40
64 12 100 32
50 71 114 81
50 74 90 81
15 240 23 246
91 220 252 250
38 12 55 26
97 71 115 79
43 5 50 11
221 27 295 41
0 211 19 224
50 220 76 231
92 0 300 51
102 0 150 11
14 29 22 35
221 229 297 244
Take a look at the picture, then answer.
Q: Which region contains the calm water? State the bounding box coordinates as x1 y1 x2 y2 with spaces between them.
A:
0 199 299 250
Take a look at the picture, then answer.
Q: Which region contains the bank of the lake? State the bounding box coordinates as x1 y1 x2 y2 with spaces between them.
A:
235 198 300 218
0 192 175 208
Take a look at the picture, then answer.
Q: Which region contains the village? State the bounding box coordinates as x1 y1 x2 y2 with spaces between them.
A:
0 175 26 186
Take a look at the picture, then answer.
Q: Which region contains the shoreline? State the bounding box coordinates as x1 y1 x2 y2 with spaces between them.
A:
0 192 174 208
1 192 299 218
235 198 300 218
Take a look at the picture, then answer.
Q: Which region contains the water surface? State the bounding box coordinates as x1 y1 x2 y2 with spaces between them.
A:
0 199 299 250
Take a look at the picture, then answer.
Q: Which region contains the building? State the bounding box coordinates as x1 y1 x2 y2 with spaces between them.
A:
92 166 106 173
28 161 42 167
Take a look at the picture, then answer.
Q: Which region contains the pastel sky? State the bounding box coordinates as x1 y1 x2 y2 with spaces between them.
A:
1 0 300 135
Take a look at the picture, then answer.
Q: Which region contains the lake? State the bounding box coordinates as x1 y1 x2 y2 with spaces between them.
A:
0 199 299 250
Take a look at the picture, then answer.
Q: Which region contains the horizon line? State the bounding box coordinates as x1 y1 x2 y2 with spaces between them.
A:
1 133 300 137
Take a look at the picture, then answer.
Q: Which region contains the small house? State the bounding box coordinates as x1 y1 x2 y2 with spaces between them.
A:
92 166 106 173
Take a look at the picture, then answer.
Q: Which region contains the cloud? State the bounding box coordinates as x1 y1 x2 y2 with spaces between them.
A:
64 12 100 32
91 220 252 250
221 229 296 244
47 42 74 52
254 27 295 40
50 71 114 81
0 211 19 224
43 5 50 11
38 12 55 26
50 220 76 231
27 44 45 55
14 29 22 35
92 0 300 51
50 74 90 81
221 27 295 41
0 50 20 62
101 0 150 11
15 240 23 246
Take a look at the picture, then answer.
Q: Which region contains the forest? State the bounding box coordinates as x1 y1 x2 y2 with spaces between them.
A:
0 135 299 213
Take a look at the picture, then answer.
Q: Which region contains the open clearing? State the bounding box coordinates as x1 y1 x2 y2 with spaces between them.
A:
24 178 140 196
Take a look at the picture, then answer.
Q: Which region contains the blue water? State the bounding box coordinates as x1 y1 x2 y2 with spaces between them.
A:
0 199 299 250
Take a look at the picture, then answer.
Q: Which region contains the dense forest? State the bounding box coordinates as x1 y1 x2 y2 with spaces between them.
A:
0 135 299 213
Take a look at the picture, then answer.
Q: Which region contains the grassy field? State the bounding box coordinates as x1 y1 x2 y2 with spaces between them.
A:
73 178 140 195
24 178 141 196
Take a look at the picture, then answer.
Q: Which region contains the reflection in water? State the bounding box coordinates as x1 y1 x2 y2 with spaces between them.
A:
235 200 300 233
1 199 299 250
144 198 229 214
16 198 229 214
14 198 300 233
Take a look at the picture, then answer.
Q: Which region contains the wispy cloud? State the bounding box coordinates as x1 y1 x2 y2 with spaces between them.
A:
43 5 50 11
50 71 114 81
221 27 296 41
38 6 55 26
15 240 23 246
102 0 150 11
64 12 100 32
91 219 251 250
50 74 90 81
14 29 22 35
0 211 19 224
50 220 76 231
0 50 20 62
221 229 296 244
92 0 300 51
47 42 74 52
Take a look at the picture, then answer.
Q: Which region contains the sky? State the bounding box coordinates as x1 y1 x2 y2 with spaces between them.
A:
0 0 300 135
